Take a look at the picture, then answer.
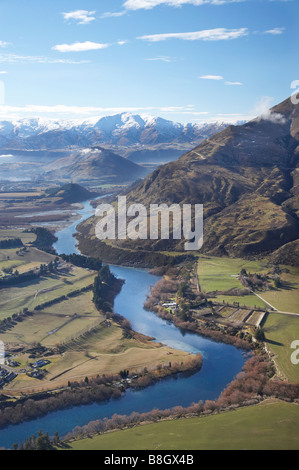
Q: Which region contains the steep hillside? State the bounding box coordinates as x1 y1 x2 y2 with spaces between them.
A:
77 97 299 265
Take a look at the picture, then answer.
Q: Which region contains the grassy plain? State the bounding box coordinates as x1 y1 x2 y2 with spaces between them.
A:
6 321 193 393
0 290 103 347
0 246 53 278
68 400 299 450
197 256 299 312
197 256 268 308
0 237 195 394
263 312 299 383
0 264 95 320
0 228 36 243
259 266 299 314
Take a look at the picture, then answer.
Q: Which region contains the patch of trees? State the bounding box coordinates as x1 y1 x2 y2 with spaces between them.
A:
254 327 265 341
130 355 202 390
60 253 103 271
92 265 123 312
105 312 132 334
12 430 61 451
0 269 39 288
0 238 23 249
238 271 272 292
28 227 57 253
158 307 252 350
144 274 253 350
144 278 180 311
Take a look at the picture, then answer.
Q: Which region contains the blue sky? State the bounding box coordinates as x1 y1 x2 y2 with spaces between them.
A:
0 0 297 123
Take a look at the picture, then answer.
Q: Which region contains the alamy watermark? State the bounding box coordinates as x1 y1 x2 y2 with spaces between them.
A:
290 340 299 365
95 197 203 251
0 340 4 365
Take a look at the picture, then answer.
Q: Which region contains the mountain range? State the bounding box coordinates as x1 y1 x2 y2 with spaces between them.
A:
77 97 299 266
0 114 232 150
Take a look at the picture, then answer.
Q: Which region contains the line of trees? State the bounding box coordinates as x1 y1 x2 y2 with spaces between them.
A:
0 238 23 249
63 353 299 444
0 375 121 430
34 284 93 311
0 355 202 435
0 309 33 333
60 253 103 271
0 259 58 288
0 269 40 288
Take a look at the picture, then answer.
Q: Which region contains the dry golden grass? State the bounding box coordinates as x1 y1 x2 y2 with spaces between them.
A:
5 323 193 394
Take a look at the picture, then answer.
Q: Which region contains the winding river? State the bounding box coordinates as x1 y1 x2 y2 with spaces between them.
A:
0 201 246 449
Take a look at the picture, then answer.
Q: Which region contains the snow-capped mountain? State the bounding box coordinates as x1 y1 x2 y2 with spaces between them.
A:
0 113 238 150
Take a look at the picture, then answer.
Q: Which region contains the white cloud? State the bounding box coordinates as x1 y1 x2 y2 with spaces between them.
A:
225 81 243 85
252 96 274 116
0 41 10 48
251 96 286 124
264 27 285 35
0 53 89 64
62 10 96 25
0 71 7 74
138 28 248 42
124 0 241 10
117 40 128 46
100 11 127 18
52 41 109 53
259 110 286 124
199 75 223 80
145 56 176 62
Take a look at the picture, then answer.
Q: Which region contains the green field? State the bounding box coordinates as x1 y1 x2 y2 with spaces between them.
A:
197 257 268 308
197 257 299 312
260 266 299 314
263 312 299 382
198 275 242 293
68 401 299 450
198 256 266 277
213 294 267 309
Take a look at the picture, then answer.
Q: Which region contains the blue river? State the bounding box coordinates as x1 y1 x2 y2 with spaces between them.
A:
0 201 246 449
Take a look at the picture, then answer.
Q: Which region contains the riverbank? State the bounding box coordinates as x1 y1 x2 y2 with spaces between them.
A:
0 354 202 433
76 219 196 268
59 351 299 447
64 400 299 451
144 266 254 351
